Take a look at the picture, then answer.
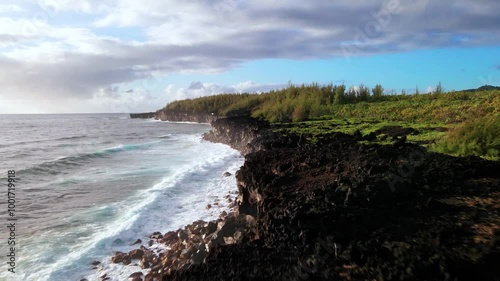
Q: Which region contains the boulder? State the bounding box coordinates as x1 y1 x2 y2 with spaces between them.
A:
129 249 145 260
111 252 127 263
131 239 142 246
160 231 178 245
150 232 163 239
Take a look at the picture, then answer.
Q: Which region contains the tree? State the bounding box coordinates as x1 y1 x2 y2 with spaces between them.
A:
435 82 443 94
347 87 357 103
292 104 307 122
415 85 420 96
333 84 346 105
358 85 370 101
372 84 384 100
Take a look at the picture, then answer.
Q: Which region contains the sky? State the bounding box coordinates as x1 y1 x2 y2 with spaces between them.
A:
0 0 499 113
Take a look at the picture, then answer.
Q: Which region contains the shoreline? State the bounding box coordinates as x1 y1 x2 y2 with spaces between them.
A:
104 116 500 281
86 125 246 281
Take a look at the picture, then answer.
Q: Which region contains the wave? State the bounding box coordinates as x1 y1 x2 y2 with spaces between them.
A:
17 140 164 176
16 142 242 281
156 134 171 139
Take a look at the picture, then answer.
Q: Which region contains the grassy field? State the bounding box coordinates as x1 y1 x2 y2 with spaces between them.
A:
275 118 448 146
274 90 499 160
268 89 499 160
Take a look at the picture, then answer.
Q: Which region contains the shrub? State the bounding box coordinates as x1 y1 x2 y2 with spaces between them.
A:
432 114 500 159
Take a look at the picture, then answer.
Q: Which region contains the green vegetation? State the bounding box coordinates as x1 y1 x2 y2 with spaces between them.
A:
432 114 500 159
160 84 500 159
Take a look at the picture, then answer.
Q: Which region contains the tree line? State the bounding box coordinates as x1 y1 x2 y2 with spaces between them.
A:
160 82 449 122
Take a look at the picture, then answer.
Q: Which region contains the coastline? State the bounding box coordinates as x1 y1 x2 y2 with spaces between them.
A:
106 116 500 281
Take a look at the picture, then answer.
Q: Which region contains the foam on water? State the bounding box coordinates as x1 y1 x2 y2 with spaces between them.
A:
10 136 243 281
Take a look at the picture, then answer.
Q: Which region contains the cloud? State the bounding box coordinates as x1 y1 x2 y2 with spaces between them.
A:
0 4 25 14
166 81 287 102
0 0 499 112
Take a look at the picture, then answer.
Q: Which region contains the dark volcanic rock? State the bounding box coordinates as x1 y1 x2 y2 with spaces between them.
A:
162 120 500 281
130 112 155 119
154 110 217 123
112 117 500 281
202 117 270 154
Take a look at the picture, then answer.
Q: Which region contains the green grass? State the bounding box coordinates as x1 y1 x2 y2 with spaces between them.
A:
274 118 449 147
431 114 500 160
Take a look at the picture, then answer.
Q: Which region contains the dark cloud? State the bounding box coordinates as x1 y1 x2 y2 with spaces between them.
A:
188 81 205 90
0 0 499 112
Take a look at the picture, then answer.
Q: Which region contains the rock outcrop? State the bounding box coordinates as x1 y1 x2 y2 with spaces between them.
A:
154 110 218 123
130 112 155 119
202 117 270 154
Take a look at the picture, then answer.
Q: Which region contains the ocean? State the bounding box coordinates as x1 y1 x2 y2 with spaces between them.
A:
0 114 243 281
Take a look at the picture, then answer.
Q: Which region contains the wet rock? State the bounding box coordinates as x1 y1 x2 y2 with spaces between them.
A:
111 252 127 263
150 232 163 239
160 231 178 245
129 272 144 278
122 255 131 265
91 260 101 266
129 249 145 260
206 204 212 209
131 239 142 246
139 258 150 269
223 172 232 177
219 211 228 219
202 221 217 235
178 230 189 242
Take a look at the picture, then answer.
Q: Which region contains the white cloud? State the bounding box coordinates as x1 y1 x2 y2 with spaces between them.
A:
164 81 287 102
0 4 25 14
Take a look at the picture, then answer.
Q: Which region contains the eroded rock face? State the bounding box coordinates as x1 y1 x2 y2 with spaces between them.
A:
202 117 270 154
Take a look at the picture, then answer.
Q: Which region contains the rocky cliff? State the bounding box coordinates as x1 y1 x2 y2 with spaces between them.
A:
108 117 500 281
202 117 270 154
154 109 218 123
130 112 155 119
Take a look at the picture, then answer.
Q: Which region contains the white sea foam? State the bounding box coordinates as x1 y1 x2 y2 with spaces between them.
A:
10 136 243 281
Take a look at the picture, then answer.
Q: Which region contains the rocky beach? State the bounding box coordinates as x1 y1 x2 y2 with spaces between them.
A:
107 116 499 281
